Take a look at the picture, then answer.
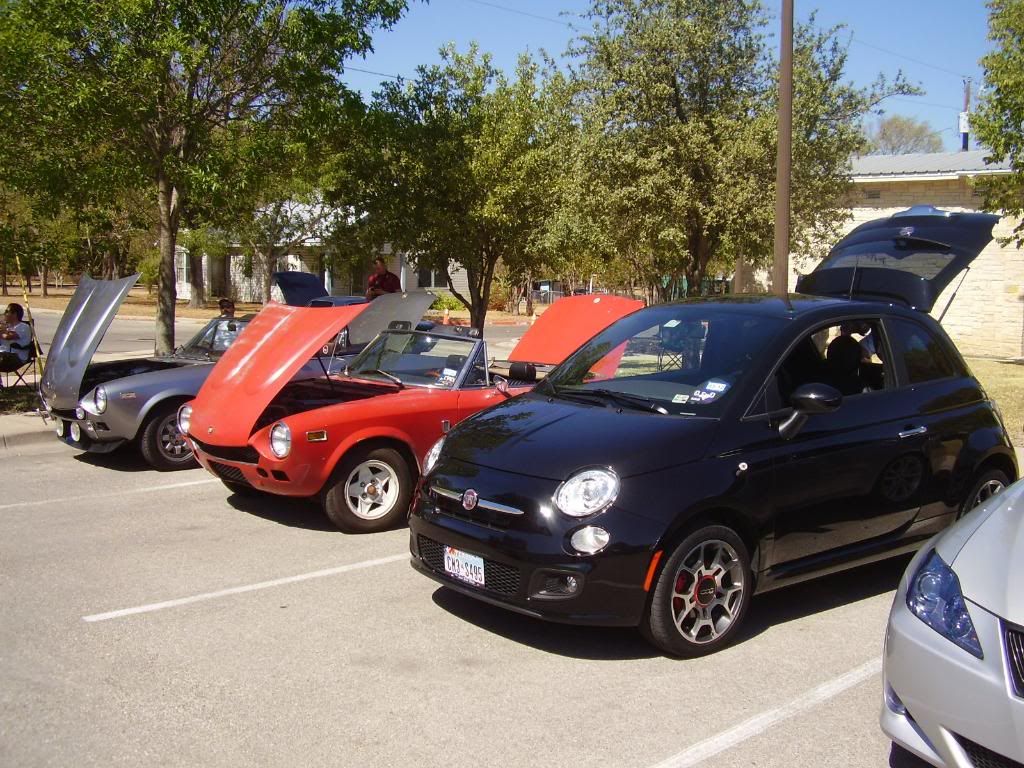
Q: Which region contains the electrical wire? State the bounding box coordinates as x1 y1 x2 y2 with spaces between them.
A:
456 0 575 27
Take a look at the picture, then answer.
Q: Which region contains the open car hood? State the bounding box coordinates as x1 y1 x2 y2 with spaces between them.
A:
189 291 435 445
796 207 999 312
39 274 139 409
272 271 328 306
508 294 644 366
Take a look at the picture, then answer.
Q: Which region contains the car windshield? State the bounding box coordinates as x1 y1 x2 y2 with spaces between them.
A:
544 304 785 416
346 330 478 389
178 318 249 359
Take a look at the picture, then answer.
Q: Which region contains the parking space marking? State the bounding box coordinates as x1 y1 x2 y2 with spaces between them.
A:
82 553 407 622
647 657 882 768
0 478 220 512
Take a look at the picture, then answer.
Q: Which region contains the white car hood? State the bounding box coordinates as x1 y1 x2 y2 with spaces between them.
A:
941 482 1024 625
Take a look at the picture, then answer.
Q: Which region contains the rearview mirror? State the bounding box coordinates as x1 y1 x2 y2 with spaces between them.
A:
779 383 842 440
494 375 510 396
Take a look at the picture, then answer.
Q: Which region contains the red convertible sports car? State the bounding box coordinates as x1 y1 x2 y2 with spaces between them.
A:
181 293 643 532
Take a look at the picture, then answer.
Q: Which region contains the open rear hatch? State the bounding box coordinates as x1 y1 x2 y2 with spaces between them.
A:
40 274 140 410
189 291 434 445
796 206 999 312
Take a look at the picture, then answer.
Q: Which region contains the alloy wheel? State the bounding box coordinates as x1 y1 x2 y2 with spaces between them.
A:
345 460 400 520
670 539 745 645
971 478 1005 509
158 414 192 462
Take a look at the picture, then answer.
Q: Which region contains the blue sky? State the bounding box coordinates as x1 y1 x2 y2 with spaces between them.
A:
341 0 993 152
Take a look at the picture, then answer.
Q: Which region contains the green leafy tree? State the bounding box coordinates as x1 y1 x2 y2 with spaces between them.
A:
865 115 944 154
973 0 1024 246
1 0 407 353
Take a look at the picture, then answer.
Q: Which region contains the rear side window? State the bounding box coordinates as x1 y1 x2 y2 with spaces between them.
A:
887 319 960 384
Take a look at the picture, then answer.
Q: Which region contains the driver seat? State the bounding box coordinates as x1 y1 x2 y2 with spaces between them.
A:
825 335 864 396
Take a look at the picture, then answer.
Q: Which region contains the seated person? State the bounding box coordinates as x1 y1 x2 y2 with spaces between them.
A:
0 303 32 370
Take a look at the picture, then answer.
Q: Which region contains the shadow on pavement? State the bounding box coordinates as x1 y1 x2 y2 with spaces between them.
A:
430 552 913 661
72 448 154 473
889 744 931 767
225 491 337 532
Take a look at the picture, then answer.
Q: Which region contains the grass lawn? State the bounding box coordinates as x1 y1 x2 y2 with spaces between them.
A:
0 386 41 415
967 357 1024 439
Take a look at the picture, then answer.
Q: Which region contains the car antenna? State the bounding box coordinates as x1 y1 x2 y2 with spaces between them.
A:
937 267 970 323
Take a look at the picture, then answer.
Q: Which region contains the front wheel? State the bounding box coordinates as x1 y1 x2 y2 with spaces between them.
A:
959 468 1009 519
139 404 197 471
643 525 752 657
322 446 413 533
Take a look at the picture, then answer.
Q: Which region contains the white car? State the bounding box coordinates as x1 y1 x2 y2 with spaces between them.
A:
881 477 1022 767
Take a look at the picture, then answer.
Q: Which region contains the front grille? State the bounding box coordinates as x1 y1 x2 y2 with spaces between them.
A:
209 461 250 486
1007 626 1024 697
957 736 1023 768
417 535 520 597
189 437 259 464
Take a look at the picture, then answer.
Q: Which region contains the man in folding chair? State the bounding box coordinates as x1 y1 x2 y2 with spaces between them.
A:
0 303 33 387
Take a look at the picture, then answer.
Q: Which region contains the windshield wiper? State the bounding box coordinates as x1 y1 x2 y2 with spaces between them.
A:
358 369 404 389
557 387 667 414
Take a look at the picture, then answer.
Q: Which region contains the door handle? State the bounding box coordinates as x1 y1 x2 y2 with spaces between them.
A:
898 426 928 439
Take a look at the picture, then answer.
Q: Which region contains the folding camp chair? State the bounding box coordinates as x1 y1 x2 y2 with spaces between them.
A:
0 320 41 388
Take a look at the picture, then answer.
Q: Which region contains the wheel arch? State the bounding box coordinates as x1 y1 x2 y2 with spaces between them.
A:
325 428 422 489
653 505 764 586
135 393 194 439
973 448 1018 485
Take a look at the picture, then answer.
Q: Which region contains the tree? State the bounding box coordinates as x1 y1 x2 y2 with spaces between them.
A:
973 0 1024 246
866 115 944 154
562 0 917 297
334 46 549 329
1 0 408 353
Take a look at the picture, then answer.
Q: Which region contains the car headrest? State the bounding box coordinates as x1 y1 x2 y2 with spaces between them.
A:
445 354 467 370
826 335 862 373
508 361 537 382
389 320 412 330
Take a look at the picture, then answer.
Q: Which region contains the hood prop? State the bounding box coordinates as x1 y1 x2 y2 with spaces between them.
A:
937 267 970 324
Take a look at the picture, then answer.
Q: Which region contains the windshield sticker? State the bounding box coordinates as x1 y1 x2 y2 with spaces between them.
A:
704 379 729 393
672 393 690 404
442 368 457 376
436 373 456 387
691 389 719 403
663 319 681 328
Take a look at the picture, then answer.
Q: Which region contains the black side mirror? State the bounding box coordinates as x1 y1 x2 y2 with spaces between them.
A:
779 383 842 440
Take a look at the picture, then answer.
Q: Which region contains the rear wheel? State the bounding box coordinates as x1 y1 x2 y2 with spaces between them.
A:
643 525 752 657
139 404 197 471
959 468 1009 519
322 446 413 533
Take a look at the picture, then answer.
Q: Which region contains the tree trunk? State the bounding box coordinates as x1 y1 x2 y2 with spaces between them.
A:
1 255 7 296
40 263 48 297
155 170 180 355
188 247 205 308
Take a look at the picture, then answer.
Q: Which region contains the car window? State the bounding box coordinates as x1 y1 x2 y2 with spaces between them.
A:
816 239 954 280
763 319 888 411
348 330 477 388
886 318 959 385
543 305 786 416
181 318 247 358
461 347 489 387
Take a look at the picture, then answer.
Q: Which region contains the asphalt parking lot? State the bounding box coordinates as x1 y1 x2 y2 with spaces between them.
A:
2 438 931 768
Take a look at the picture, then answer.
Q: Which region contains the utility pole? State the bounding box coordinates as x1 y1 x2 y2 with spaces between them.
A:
960 77 972 151
772 0 794 297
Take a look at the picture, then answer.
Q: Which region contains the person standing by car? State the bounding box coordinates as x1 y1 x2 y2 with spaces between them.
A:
218 298 235 318
0 303 31 366
365 257 401 300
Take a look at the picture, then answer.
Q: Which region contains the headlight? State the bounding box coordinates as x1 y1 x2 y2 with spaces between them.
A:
423 437 444 476
94 386 107 414
270 422 291 458
906 550 983 658
177 404 192 435
554 468 619 518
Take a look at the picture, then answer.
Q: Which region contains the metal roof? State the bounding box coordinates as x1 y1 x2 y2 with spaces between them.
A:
850 150 1012 182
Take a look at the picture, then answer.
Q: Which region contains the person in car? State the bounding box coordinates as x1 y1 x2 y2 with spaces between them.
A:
0 303 31 366
365 257 401 300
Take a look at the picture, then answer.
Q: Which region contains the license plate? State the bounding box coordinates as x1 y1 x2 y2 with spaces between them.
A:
443 546 485 587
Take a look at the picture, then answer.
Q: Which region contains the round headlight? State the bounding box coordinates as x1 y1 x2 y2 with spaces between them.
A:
570 525 610 555
69 422 82 442
75 406 85 420
554 469 619 517
423 437 445 476
270 422 291 459
177 404 192 436
94 386 107 414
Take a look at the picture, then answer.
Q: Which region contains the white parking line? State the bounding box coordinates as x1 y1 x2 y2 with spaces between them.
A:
647 657 883 768
83 553 407 622
0 478 220 512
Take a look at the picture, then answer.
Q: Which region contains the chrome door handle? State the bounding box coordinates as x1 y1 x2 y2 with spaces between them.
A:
898 426 928 439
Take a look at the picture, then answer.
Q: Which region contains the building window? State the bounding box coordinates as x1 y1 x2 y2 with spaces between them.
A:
175 252 189 284
417 267 447 289
864 189 881 200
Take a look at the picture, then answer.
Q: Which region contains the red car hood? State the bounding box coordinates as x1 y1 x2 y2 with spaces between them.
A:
189 302 365 446
508 294 644 365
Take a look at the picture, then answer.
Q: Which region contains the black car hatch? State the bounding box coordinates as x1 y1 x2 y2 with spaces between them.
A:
796 206 998 312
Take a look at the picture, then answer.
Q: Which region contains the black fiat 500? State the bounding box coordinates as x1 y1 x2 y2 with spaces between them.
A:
409 207 1018 657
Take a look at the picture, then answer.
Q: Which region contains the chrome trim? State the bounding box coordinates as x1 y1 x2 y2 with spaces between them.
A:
898 426 928 439
429 485 524 516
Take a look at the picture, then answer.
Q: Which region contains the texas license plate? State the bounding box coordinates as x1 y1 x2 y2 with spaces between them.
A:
443 546 485 587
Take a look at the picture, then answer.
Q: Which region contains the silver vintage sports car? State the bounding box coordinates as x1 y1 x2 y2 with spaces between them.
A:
881 475 1021 767
39 275 434 470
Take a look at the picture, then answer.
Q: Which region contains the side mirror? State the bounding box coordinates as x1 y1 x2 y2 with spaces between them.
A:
778 383 842 440
494 375 510 396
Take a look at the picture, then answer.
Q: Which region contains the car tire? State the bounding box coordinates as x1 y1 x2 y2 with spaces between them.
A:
322 446 413 533
959 468 1009 519
139 403 198 471
643 524 752 658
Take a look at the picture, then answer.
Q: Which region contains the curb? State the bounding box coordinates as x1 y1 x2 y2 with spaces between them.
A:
0 417 55 452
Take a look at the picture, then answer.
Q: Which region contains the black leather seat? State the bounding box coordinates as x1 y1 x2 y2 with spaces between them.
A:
825 335 865 396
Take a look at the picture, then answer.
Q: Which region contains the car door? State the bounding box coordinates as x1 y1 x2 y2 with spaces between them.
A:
765 318 928 571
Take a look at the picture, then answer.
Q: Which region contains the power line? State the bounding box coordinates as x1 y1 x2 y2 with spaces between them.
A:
456 0 574 27
888 96 962 112
849 36 969 79
345 65 402 80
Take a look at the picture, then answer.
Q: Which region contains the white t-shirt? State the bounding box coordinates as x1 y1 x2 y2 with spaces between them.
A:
0 321 31 362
